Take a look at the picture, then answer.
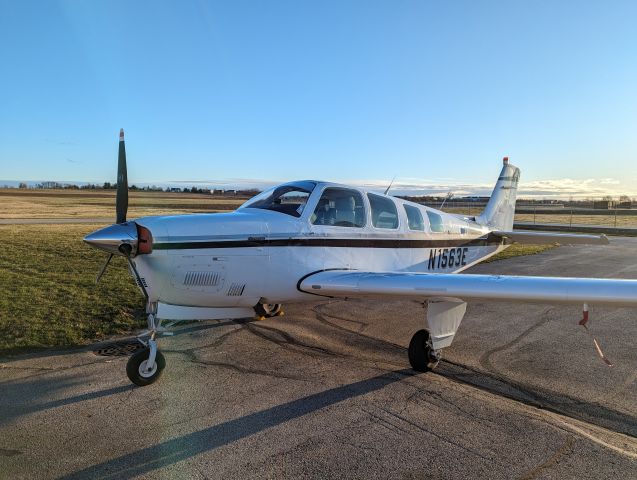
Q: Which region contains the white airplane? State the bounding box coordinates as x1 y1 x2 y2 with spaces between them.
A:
85 130 637 386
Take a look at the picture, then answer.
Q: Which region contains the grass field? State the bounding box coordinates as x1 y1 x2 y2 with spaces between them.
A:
0 225 145 354
514 213 637 227
0 223 554 354
0 189 247 219
3 189 637 228
442 206 637 227
482 243 554 263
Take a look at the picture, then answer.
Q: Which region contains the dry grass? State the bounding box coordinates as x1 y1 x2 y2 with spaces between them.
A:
443 207 637 228
4 190 636 228
0 189 246 218
514 213 637 227
483 243 556 263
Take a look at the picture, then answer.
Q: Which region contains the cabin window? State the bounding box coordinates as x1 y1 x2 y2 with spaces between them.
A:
311 188 366 227
368 194 399 229
427 211 445 233
404 204 425 231
240 181 316 217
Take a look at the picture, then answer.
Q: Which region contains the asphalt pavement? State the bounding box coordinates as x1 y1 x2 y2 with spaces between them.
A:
1 239 636 479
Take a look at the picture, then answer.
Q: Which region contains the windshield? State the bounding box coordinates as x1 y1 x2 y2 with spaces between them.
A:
239 181 317 217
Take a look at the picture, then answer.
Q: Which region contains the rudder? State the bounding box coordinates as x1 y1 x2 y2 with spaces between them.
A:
475 157 520 231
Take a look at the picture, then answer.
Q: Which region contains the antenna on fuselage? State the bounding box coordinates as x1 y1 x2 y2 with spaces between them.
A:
440 191 454 209
384 176 396 195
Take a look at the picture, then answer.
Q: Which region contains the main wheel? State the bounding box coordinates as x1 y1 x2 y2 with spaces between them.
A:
408 329 440 372
254 303 283 318
126 348 166 386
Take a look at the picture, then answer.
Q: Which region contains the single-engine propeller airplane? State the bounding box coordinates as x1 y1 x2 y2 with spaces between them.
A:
85 130 637 386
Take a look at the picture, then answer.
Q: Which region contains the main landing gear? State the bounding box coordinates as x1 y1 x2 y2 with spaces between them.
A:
408 329 441 372
254 302 284 320
126 310 169 386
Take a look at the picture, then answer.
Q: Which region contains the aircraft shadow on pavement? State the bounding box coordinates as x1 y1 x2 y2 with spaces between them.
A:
56 369 415 480
0 375 133 426
434 360 637 438
0 318 254 362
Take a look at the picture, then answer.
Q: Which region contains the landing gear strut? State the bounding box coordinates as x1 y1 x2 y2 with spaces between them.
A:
126 310 168 386
408 329 441 372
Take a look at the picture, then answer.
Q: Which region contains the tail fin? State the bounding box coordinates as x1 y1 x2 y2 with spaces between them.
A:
475 157 520 231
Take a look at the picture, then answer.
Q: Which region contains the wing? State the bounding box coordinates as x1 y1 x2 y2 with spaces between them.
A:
299 270 637 307
493 230 609 245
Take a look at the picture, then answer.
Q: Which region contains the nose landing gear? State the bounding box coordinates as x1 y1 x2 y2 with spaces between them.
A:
126 347 166 386
126 311 168 386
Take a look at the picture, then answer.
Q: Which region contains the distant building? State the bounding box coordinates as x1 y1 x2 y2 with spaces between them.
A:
618 201 632 209
38 181 64 189
593 200 617 209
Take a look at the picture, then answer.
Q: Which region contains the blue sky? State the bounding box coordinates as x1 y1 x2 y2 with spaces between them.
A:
1 1 636 197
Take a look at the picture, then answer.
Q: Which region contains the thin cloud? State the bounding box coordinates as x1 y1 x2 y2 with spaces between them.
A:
156 176 635 199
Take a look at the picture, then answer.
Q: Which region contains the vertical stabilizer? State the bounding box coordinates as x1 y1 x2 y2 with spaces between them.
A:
475 157 520 231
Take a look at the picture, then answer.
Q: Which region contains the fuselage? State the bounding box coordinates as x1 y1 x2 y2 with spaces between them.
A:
131 181 507 309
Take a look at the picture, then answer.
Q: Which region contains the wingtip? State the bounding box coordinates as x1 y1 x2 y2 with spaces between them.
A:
119 128 125 141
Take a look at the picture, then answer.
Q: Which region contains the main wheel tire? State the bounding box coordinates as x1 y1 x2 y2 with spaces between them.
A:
408 329 439 372
254 303 282 318
126 348 166 386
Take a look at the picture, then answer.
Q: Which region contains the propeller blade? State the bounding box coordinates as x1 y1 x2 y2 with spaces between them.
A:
95 253 114 284
116 128 128 224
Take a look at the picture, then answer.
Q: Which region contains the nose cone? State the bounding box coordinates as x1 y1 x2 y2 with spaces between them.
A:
84 222 138 256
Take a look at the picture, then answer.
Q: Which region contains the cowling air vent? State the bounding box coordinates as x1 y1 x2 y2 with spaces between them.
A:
135 277 149 288
183 271 221 287
171 260 226 292
227 283 246 296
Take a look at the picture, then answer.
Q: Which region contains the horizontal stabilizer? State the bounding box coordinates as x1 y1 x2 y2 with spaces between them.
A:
493 230 609 245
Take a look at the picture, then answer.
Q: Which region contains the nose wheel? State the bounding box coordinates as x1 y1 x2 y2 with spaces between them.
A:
408 329 441 372
126 347 166 386
126 311 169 386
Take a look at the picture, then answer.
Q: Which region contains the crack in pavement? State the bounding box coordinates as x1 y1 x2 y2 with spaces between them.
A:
519 437 574 480
313 303 370 332
382 406 508 468
0 448 22 457
244 322 343 358
0 359 120 384
478 307 555 374
362 407 412 436
171 349 309 381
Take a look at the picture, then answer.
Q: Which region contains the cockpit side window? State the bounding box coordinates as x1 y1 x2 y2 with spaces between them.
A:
404 204 425 231
427 210 445 233
311 188 365 227
368 193 399 229
240 181 316 217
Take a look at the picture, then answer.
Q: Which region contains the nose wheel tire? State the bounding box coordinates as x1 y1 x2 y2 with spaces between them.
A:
408 329 440 372
126 348 166 386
